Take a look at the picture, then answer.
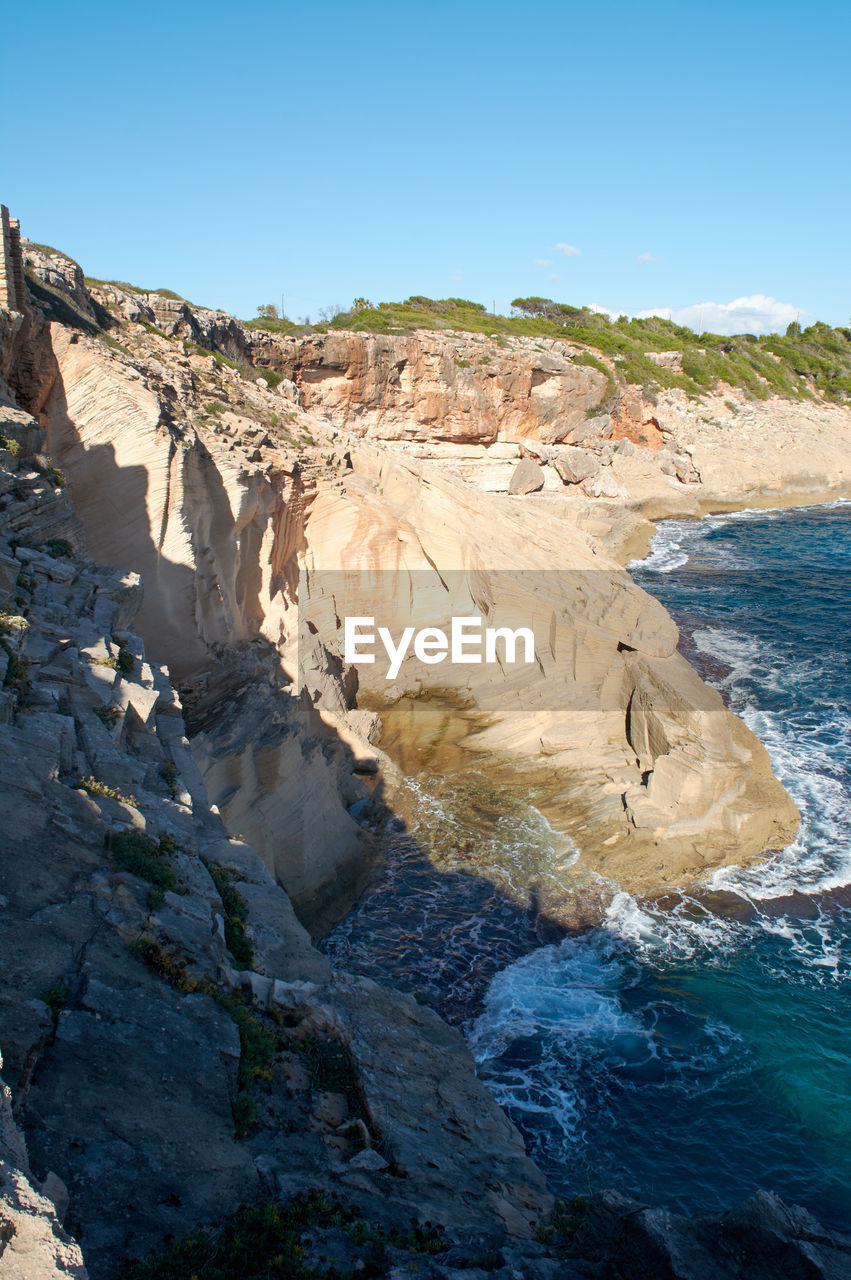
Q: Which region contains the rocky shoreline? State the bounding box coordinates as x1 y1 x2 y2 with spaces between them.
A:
2 218 850 1277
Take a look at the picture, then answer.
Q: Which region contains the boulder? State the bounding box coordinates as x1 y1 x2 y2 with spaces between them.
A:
553 446 600 485
581 468 624 499
508 458 545 495
572 1188 851 1280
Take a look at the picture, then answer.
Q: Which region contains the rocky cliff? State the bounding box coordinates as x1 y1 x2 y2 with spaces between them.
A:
0 385 552 1276
8 243 799 903
1 216 849 1280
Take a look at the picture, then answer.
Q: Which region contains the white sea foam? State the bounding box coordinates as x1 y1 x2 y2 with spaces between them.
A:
470 503 850 1170
469 931 652 1154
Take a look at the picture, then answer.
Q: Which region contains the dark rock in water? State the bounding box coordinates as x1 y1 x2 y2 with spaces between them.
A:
571 1188 851 1279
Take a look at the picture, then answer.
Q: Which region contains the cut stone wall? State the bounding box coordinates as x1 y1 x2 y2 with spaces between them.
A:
0 204 25 311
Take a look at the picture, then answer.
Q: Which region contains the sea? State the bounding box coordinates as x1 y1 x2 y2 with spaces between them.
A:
323 501 851 1232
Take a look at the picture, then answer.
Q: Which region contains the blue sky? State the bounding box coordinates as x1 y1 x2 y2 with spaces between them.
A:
6 1 849 333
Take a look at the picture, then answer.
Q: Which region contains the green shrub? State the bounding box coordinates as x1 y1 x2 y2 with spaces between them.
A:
552 1194 586 1239
255 367 284 389
0 435 22 458
2 647 29 697
207 864 254 968
40 983 70 1013
294 1036 364 1116
116 647 134 675
123 1191 447 1279
231 1091 258 1137
45 538 74 559
111 830 178 897
159 760 179 799
128 934 196 989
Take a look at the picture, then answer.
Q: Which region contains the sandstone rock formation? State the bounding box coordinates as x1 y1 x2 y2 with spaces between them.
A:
253 329 611 444
4 244 795 900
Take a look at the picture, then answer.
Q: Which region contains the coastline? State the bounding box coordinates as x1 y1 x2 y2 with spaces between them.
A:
615 483 851 567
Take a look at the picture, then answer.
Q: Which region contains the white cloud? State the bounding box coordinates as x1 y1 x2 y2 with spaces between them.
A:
588 303 621 320
638 294 809 336
637 252 656 264
555 242 581 257
534 258 553 267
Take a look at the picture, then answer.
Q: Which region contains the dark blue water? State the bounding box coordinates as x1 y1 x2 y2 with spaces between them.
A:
326 503 851 1231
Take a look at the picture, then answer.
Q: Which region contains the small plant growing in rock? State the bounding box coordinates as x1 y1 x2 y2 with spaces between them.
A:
293 1036 365 1119
2 647 29 698
128 934 197 990
40 984 70 1013
204 400 226 416
110 830 178 902
93 705 121 730
255 367 284 390
116 647 134 675
74 776 137 806
552 1194 587 1239
231 1091 258 1138
206 863 254 968
159 760 179 799
0 435 22 457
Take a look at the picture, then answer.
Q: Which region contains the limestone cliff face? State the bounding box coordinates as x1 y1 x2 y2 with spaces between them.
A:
40 324 374 932
23 273 799 904
257 329 611 444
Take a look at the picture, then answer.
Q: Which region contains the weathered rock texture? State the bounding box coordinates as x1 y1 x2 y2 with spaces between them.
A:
254 330 611 445
572 1188 851 1280
2 209 849 1280
0 394 552 1277
8 248 796 899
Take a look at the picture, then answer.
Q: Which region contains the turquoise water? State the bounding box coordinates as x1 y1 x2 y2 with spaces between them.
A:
326 502 851 1231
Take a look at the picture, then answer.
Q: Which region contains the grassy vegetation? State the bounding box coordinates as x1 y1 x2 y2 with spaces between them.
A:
254 366 285 389
93 646 133 673
74 775 137 806
44 537 73 558
84 278 193 303
122 1190 449 1280
96 332 131 356
206 863 254 968
294 1036 363 1114
110 830 179 908
159 759 179 798
28 241 68 258
253 295 851 405
40 983 70 1013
